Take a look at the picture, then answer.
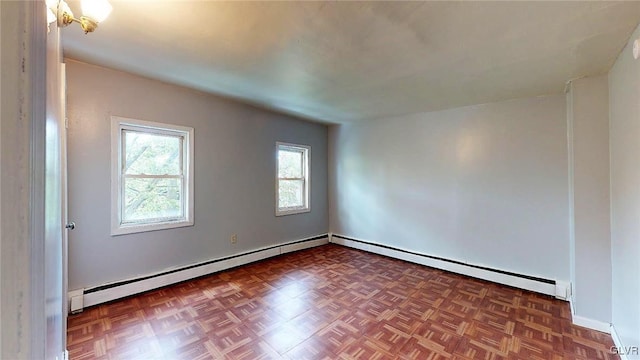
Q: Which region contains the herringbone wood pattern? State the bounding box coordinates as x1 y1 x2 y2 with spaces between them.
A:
67 244 618 359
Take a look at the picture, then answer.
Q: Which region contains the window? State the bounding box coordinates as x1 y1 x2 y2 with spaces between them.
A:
111 116 194 235
276 142 310 216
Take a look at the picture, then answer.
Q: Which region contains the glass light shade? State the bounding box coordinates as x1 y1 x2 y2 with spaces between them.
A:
45 0 58 11
81 0 112 23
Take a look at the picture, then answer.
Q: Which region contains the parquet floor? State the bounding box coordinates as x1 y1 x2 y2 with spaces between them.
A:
67 244 618 360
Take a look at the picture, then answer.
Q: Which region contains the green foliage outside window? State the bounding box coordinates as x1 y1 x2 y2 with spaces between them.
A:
123 131 183 222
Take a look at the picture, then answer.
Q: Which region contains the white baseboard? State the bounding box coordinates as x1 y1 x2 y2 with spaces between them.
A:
555 280 571 300
610 325 628 360
333 234 618 337
282 238 327 254
572 315 611 334
569 294 576 316
330 234 559 297
567 294 612 334
70 235 328 311
68 289 84 314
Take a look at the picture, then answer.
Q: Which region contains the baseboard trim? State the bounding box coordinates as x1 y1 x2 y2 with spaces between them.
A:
611 324 640 360
330 234 561 298
567 294 613 334
569 294 576 317
572 315 611 334
70 234 328 310
611 324 633 360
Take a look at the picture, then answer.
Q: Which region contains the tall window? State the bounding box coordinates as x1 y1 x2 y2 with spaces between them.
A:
111 117 194 235
276 142 310 216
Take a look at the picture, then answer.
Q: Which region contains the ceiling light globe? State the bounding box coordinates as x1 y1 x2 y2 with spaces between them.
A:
81 0 112 23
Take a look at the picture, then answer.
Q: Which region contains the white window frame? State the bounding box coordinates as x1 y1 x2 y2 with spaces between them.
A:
276 142 311 216
111 116 194 235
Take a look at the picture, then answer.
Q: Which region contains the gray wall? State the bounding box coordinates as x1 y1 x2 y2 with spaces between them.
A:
329 95 570 283
609 24 640 353
66 60 328 290
567 75 612 323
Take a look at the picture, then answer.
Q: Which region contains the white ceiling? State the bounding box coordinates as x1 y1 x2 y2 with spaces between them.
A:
62 1 640 124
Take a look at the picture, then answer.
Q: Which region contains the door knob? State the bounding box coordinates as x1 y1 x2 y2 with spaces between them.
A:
65 222 76 230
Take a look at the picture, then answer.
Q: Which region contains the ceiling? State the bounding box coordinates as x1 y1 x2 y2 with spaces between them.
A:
62 1 640 124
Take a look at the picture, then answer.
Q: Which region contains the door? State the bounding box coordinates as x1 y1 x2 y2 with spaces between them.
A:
45 17 66 360
61 62 70 356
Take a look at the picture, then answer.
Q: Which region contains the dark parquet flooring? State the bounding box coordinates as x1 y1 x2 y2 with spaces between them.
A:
67 244 618 359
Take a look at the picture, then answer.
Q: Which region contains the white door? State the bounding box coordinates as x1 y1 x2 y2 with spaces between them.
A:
61 62 70 356
45 19 66 360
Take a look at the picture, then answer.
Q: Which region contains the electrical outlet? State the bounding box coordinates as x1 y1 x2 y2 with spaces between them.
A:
231 234 238 244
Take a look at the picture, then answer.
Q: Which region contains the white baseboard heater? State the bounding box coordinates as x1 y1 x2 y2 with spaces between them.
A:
69 234 329 313
69 232 571 314
330 234 570 300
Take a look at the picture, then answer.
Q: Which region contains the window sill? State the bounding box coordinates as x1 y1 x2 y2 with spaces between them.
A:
276 208 310 217
111 219 194 236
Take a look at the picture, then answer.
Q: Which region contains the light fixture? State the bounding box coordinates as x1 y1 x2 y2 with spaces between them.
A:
51 0 112 34
45 0 58 32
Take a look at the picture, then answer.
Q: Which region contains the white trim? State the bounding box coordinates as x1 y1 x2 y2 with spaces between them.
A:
568 291 613 334
331 234 558 297
68 235 329 310
611 324 633 360
569 294 576 316
555 280 571 300
281 238 327 254
275 142 311 216
110 116 195 236
67 289 83 314
572 315 611 334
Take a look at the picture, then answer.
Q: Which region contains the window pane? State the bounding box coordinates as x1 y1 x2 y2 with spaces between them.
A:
278 149 303 178
278 179 304 208
124 131 181 175
123 177 182 222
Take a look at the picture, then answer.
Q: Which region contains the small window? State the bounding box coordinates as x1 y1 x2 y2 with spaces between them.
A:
111 117 194 235
276 142 310 216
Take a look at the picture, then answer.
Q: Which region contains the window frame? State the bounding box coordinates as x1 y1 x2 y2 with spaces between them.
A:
111 116 194 235
275 142 311 216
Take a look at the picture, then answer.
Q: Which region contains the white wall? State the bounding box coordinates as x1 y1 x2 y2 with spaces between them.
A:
567 75 612 324
329 95 570 283
609 23 640 354
66 60 328 291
